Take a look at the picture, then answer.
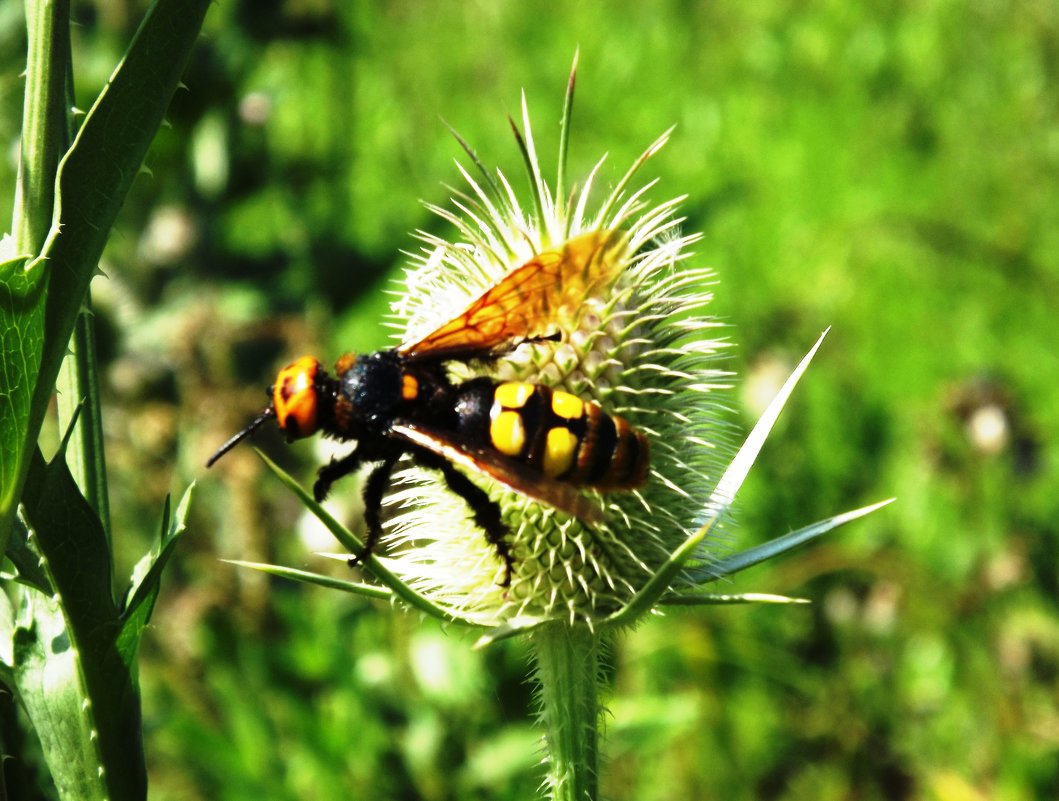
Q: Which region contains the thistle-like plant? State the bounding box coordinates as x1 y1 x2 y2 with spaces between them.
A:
1 3 206 800
238 57 892 801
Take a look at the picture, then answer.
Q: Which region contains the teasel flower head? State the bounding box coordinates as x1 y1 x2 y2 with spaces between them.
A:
244 60 891 645
381 117 725 624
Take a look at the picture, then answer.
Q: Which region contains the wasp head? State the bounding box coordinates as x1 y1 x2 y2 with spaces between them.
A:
206 356 333 468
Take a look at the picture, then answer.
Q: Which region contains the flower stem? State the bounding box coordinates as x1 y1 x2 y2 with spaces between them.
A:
531 622 601 801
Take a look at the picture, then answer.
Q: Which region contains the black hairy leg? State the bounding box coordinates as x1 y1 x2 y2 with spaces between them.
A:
431 456 513 587
313 447 366 503
348 454 399 569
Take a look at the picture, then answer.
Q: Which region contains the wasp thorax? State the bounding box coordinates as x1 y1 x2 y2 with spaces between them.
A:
339 351 405 424
273 356 323 440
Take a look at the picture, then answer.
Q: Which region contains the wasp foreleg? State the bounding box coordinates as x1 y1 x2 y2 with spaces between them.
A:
313 447 366 502
348 454 399 570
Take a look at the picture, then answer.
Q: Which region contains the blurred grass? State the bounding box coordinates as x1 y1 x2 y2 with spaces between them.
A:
4 1 1057 799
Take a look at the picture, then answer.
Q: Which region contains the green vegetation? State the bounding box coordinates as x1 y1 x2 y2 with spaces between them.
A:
1 2 1056 799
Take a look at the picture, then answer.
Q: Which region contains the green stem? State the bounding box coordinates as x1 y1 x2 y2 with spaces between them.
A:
531 623 601 801
12 0 71 255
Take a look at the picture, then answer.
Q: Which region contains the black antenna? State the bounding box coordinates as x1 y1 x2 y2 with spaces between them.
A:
206 407 276 468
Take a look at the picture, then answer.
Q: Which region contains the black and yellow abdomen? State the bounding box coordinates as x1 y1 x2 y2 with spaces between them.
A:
482 381 649 489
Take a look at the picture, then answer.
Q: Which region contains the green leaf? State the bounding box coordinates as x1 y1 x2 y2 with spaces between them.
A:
19 449 143 801
508 102 548 236
0 577 15 675
555 49 579 237
1 0 212 550
473 616 551 649
222 559 394 601
698 498 896 582
0 249 46 553
599 512 721 630
661 592 810 606
257 450 365 555
6 509 52 595
1 0 71 553
704 329 830 523
34 0 212 395
12 451 193 801
22 448 116 631
13 594 109 801
118 484 194 665
57 297 112 539
601 331 831 629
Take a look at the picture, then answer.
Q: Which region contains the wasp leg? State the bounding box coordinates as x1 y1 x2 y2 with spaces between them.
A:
349 454 399 569
313 447 366 503
484 331 561 361
522 330 561 345
430 458 513 587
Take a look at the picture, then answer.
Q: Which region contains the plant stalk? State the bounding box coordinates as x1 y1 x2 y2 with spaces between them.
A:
12 0 71 255
531 622 601 801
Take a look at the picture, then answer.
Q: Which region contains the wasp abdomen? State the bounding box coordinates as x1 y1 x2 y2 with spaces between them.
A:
479 381 649 489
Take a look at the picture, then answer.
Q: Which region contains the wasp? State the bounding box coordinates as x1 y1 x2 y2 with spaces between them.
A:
207 231 650 585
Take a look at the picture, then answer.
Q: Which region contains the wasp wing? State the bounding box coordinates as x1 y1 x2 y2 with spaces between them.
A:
391 422 604 524
399 231 618 362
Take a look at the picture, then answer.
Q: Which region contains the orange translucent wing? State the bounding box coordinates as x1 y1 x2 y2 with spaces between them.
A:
399 230 617 361
391 423 604 523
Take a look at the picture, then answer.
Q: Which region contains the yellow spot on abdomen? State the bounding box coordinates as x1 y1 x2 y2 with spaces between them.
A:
543 427 579 478
551 391 584 420
490 410 526 456
495 381 535 409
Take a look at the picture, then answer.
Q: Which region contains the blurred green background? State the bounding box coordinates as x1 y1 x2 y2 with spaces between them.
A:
4 1 1058 799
